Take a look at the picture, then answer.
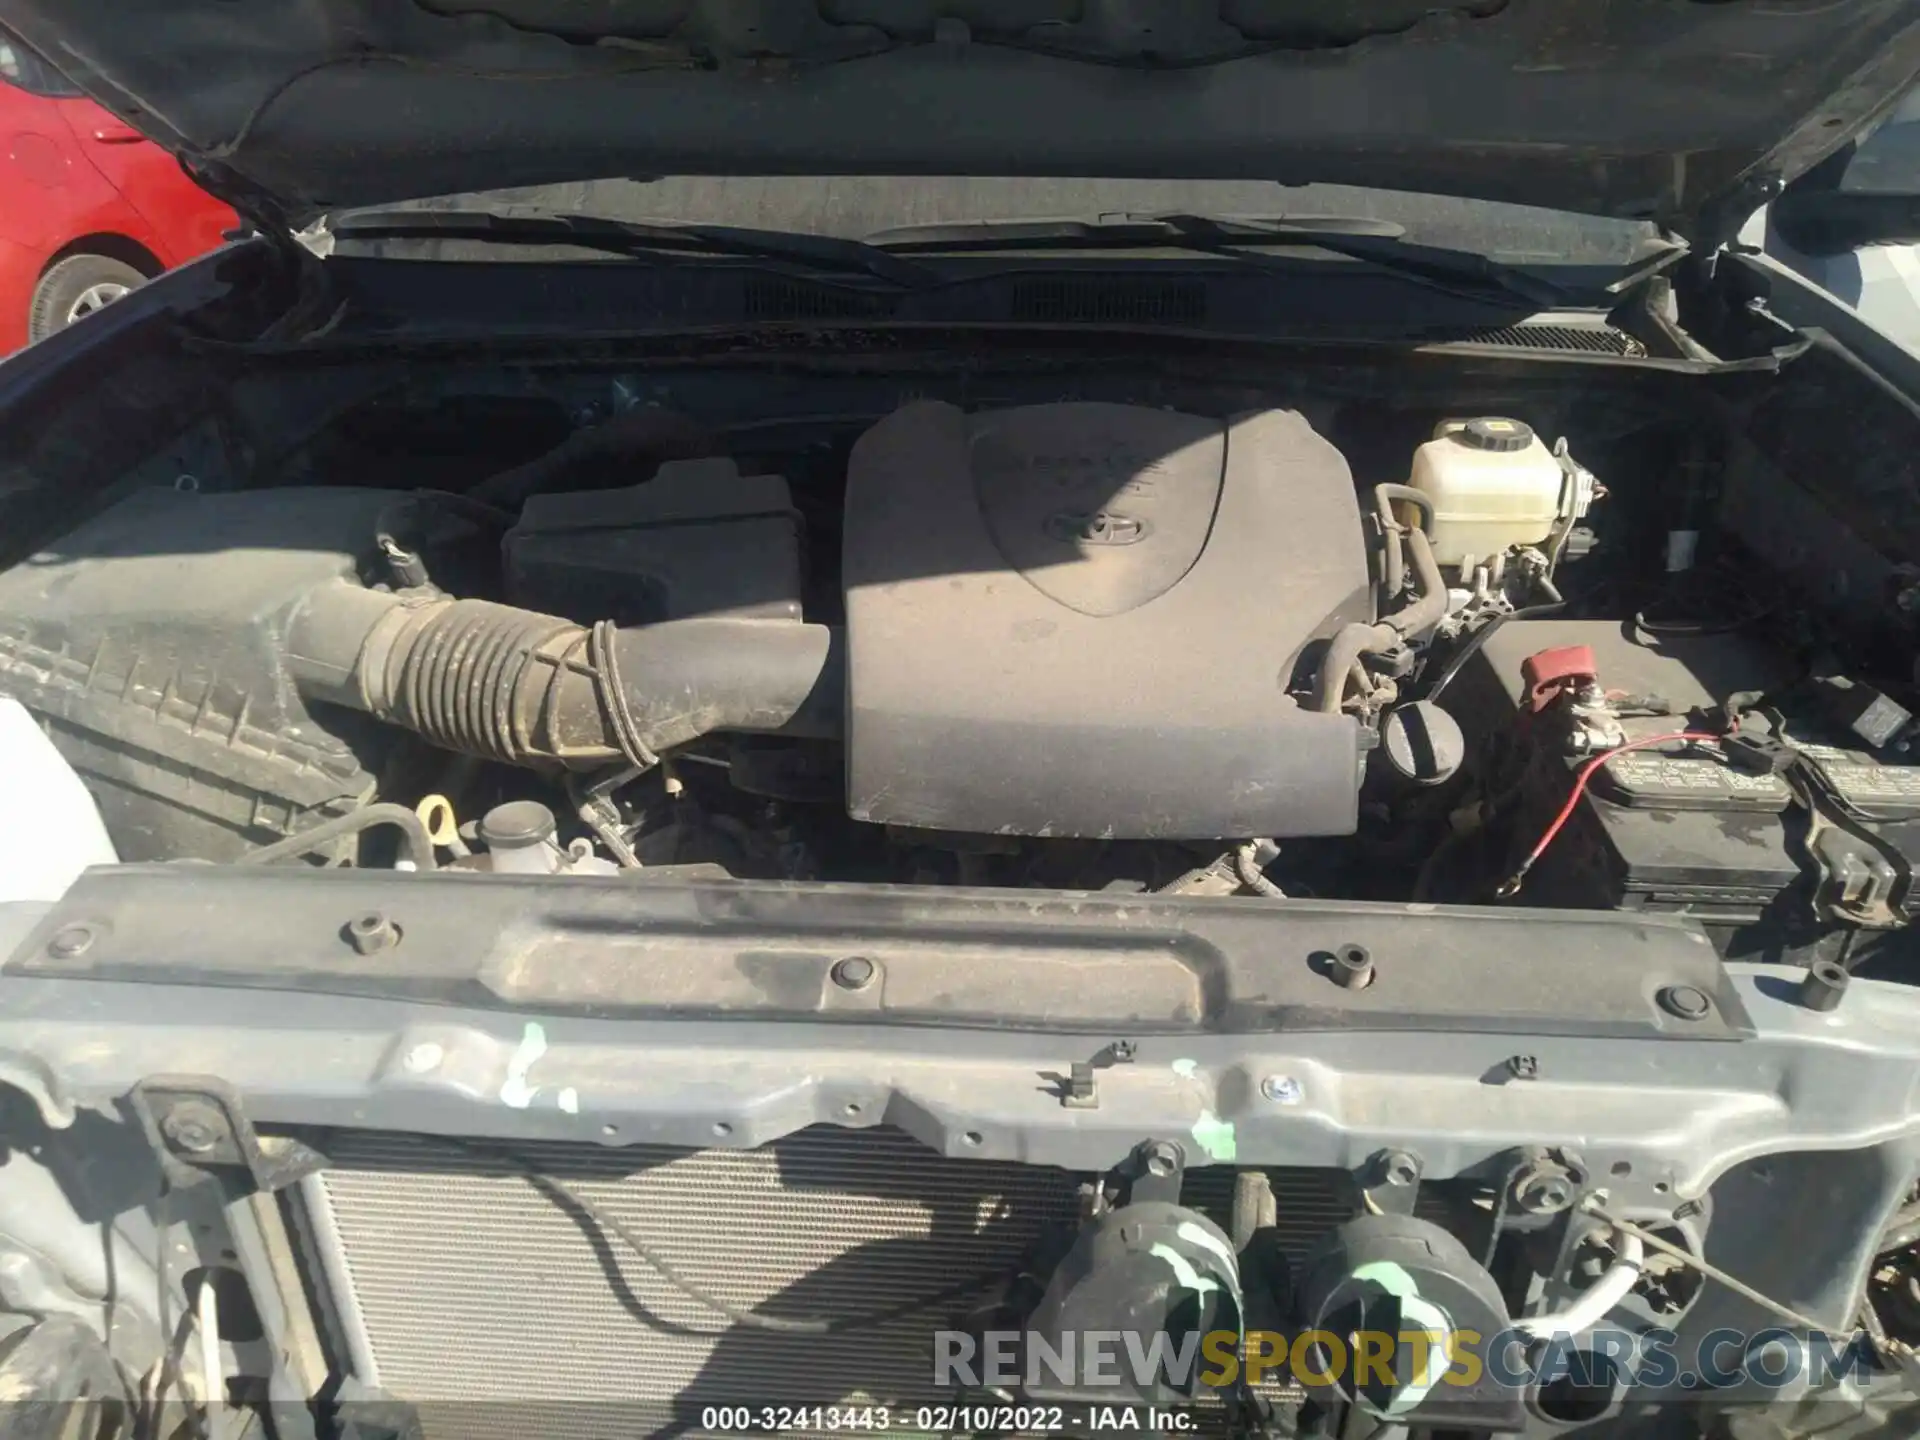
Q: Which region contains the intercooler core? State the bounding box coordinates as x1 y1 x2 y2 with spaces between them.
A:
304 1127 1360 1439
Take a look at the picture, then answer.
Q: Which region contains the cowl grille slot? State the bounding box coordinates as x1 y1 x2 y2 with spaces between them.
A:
1011 278 1208 325
1444 321 1645 356
741 279 901 320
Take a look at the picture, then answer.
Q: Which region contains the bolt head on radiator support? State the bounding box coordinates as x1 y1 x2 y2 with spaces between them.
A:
131 1076 326 1194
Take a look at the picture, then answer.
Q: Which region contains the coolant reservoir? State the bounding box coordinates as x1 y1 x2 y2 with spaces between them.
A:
1408 417 1567 568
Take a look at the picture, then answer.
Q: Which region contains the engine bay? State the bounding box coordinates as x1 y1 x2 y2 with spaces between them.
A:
6 328 1920 1438
2 351 1918 976
10 0 1920 1419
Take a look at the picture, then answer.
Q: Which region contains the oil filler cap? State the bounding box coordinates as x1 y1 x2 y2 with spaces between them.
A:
1381 701 1466 786
1455 417 1536 453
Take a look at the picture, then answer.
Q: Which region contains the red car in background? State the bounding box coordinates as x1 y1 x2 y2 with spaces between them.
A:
0 29 235 351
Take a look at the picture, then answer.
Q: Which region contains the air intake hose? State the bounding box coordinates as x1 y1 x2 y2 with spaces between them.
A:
286 582 842 771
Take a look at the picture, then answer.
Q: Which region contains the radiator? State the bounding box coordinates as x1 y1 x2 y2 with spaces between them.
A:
303 1127 1358 1440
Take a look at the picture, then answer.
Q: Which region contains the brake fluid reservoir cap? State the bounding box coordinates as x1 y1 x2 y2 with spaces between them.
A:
1455 417 1535 453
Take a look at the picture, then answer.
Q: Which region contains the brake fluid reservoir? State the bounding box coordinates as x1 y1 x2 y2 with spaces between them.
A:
1408 417 1566 568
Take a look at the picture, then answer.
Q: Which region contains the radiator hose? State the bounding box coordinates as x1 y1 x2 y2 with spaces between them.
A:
285 582 843 771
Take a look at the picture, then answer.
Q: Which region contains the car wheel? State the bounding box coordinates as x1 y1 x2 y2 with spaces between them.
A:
27 254 147 342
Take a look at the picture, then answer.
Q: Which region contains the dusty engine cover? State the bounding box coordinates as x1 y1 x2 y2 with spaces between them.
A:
842 401 1371 839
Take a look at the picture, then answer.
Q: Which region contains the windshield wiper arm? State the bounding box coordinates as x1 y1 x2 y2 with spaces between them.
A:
867 212 1573 308
866 212 1413 245
329 207 941 289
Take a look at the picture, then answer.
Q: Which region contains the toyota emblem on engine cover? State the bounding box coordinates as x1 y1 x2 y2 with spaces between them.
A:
1045 510 1149 545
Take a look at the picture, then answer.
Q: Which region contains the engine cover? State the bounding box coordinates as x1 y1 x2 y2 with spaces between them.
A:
842 401 1370 839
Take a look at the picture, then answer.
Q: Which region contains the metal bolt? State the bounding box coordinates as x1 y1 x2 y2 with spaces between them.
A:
1798 960 1849 1013
1261 1075 1303 1105
831 955 877 991
46 924 96 959
162 1102 224 1156
1331 943 1374 990
344 912 400 955
1144 1141 1182 1177
1507 1054 1540 1081
403 1042 445 1074
1514 1168 1577 1215
1379 1149 1422 1188
1658 984 1712 1021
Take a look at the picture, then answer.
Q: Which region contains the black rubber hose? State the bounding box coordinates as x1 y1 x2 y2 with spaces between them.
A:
240 803 437 871
610 618 844 752
1371 482 1436 604
1392 526 1448 639
1315 496 1449 713
286 584 842 772
1315 622 1394 713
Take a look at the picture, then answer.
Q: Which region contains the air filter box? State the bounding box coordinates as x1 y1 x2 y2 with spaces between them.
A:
0 487 391 861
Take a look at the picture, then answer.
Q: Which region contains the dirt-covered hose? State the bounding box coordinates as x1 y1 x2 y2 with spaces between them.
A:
1372 482 1436 601
239 802 437 871
1314 510 1447 713
285 583 842 771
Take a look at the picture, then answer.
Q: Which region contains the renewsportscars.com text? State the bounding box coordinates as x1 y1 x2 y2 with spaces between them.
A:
935 1327 1877 1394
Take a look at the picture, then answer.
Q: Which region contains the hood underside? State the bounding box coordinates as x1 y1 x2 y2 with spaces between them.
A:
7 0 1920 244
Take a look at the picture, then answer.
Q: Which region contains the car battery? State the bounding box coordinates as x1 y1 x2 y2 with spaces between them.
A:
1443 619 1920 960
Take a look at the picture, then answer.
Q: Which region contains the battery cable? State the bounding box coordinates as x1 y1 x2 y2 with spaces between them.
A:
1497 730 1727 898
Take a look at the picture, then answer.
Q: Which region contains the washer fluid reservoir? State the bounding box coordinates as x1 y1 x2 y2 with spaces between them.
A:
1408 416 1569 569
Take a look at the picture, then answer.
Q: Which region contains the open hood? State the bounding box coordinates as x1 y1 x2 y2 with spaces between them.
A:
6 0 1920 245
